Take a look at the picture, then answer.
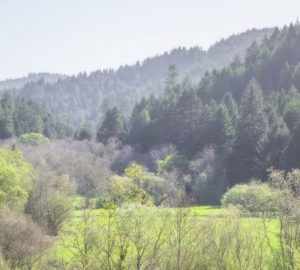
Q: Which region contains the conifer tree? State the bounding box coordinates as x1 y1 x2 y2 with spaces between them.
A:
97 107 123 143
227 79 268 184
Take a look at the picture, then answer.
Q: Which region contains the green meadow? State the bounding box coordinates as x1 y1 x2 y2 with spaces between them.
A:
46 204 282 270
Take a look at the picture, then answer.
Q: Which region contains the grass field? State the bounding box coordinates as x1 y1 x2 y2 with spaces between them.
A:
47 204 283 270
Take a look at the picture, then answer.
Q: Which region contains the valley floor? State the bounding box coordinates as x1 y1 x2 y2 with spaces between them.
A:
45 205 281 270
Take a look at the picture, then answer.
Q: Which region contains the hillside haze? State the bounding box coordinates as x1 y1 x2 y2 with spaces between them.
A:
0 73 67 91
4 28 272 127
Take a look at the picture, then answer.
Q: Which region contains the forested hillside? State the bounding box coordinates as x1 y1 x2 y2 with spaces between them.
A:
2 22 300 269
0 93 72 139
0 73 67 90
2 0 300 265
5 28 272 127
103 23 300 203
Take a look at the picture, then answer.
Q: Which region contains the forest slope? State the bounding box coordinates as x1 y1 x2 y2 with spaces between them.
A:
5 28 272 127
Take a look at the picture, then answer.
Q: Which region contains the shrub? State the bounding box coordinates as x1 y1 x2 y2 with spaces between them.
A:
25 169 74 236
157 155 189 174
18 132 49 145
0 148 34 210
111 175 153 206
143 173 171 206
96 194 112 209
221 181 277 213
0 214 52 269
124 163 146 183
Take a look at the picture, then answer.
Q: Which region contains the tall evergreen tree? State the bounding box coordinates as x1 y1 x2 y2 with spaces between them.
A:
282 121 300 170
292 64 300 90
211 103 235 147
14 101 44 136
282 87 300 131
75 124 93 141
200 102 235 149
163 65 180 107
279 62 293 90
127 98 151 150
150 65 181 146
0 93 14 139
174 87 202 156
223 92 239 129
97 107 123 143
227 79 268 184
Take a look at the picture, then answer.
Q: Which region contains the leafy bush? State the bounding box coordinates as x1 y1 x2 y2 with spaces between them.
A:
157 155 189 174
95 194 112 209
111 175 153 206
0 148 33 210
18 132 49 145
221 182 277 213
124 163 146 183
143 173 172 206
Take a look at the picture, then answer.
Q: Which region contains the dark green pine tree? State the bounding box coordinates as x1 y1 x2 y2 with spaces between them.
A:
163 65 180 107
96 107 123 143
0 93 15 139
223 92 239 129
75 124 93 141
13 101 44 136
262 96 290 169
174 87 202 156
152 65 181 146
282 121 300 170
201 102 235 149
227 79 268 185
127 98 151 150
263 116 290 169
292 64 300 90
212 103 235 147
278 62 293 90
282 86 300 131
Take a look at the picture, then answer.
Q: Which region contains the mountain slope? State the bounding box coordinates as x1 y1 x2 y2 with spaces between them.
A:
6 28 273 127
122 23 300 189
0 73 67 91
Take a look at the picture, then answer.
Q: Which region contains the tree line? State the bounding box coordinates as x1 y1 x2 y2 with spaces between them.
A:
92 23 300 195
1 24 300 204
0 93 73 139
3 29 271 128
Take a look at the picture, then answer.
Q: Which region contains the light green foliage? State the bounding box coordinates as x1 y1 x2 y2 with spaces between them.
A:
124 163 146 184
18 132 49 145
266 168 300 269
221 181 277 213
109 163 164 206
111 163 176 207
52 205 278 270
0 148 33 210
111 175 152 206
157 155 189 174
62 210 98 269
143 173 172 206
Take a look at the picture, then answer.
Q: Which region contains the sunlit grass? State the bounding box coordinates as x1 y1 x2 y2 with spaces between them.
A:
50 203 280 267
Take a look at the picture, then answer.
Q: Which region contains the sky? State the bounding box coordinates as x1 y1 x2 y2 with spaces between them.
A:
0 0 300 80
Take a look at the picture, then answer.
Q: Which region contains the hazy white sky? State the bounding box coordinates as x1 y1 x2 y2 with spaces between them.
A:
1 0 300 80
